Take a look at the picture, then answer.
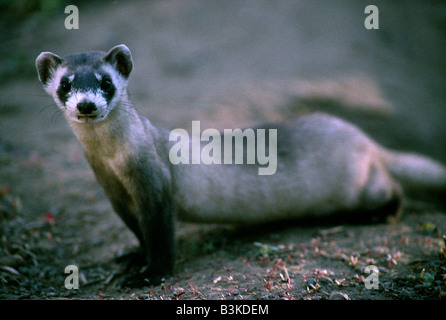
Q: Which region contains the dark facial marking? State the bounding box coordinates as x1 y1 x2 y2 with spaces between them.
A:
56 70 116 106
71 70 100 92
100 74 115 104
57 76 72 104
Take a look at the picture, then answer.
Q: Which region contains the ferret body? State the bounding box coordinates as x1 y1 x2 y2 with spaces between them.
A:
36 45 446 279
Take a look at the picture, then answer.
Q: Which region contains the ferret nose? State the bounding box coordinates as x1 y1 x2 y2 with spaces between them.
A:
77 101 97 114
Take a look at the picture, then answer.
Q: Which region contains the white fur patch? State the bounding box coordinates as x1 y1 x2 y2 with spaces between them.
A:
94 73 102 82
62 90 109 123
45 66 68 98
101 64 127 93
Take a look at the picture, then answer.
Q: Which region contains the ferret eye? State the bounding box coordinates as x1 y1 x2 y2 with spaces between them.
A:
101 79 112 91
60 80 71 92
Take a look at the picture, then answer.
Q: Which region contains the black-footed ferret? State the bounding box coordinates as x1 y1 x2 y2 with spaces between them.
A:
36 45 446 281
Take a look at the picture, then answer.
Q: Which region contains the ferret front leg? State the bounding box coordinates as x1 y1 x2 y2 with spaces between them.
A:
138 199 176 283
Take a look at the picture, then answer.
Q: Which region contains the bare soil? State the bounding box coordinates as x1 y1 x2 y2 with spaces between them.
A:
0 0 445 300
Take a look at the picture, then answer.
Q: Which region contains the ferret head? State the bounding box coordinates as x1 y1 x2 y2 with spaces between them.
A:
36 44 133 124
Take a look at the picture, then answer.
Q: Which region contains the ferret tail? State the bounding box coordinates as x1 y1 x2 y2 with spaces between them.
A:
381 149 446 192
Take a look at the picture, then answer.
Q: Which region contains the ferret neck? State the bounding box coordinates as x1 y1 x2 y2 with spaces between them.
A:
68 95 142 156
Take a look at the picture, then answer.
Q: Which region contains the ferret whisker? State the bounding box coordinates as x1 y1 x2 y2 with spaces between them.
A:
50 109 63 125
38 103 59 115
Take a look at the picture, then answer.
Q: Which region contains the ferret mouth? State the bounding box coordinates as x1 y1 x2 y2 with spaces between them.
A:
75 114 99 123
78 114 97 120
69 109 109 123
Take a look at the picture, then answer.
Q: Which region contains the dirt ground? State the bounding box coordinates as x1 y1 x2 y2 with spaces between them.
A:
0 0 446 300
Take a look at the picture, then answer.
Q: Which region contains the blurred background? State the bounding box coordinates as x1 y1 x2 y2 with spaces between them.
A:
1 0 446 228
1 0 445 155
0 0 446 145
0 0 445 227
0 0 445 299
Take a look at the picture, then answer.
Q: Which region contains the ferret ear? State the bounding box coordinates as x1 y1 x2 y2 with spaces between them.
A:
36 52 63 86
104 44 133 79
